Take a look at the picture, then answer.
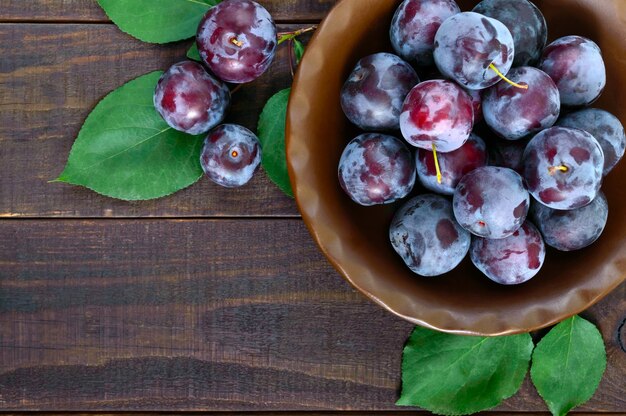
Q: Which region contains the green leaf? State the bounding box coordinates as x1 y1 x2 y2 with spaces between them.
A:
293 38 305 64
97 0 218 43
397 327 533 415
187 42 202 62
257 88 294 198
55 72 205 201
530 316 607 416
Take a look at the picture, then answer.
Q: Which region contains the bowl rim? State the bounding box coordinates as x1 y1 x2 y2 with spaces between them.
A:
285 0 626 336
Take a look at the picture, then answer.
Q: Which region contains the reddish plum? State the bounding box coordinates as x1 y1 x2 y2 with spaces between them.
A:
399 80 474 152
465 88 483 124
531 191 608 251
433 12 514 90
200 124 261 188
470 221 545 285
483 67 560 140
341 53 419 131
523 127 604 210
390 194 471 276
416 133 487 195
538 36 606 107
473 0 547 66
338 133 416 206
557 109 625 175
197 0 277 83
154 61 230 135
390 0 460 66
453 166 529 239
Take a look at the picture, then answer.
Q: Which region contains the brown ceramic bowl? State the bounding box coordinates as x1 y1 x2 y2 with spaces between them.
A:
286 0 626 335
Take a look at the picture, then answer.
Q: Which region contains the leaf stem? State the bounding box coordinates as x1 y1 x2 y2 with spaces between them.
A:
288 39 296 79
277 25 317 45
230 84 244 95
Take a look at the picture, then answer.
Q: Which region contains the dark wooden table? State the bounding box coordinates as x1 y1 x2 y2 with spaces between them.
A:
0 0 624 414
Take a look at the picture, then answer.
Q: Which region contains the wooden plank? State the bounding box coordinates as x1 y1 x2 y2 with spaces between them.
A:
0 24 311 218
0 219 624 411
0 0 338 22
4 413 626 416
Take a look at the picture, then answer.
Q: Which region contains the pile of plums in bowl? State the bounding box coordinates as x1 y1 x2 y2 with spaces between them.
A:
338 0 624 286
286 0 626 334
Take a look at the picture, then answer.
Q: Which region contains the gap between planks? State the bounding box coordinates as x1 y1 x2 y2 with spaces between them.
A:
0 18 323 24
0 216 303 221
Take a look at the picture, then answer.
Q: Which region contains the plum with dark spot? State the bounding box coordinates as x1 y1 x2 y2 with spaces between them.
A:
341 53 419 131
557 109 626 175
523 127 604 210
483 67 560 140
473 0 547 66
390 0 460 66
416 133 487 195
470 221 545 285
531 191 608 251
399 80 474 152
338 133 416 206
154 61 230 135
453 166 529 239
390 194 471 276
538 36 606 107
200 124 261 188
196 0 277 83
433 12 514 90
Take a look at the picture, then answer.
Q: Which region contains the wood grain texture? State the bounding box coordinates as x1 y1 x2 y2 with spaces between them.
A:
0 24 310 218
4 414 626 416
0 220 624 411
0 0 625 413
0 0 338 23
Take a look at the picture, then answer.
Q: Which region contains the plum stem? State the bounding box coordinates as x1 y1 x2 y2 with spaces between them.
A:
548 165 569 175
432 143 443 184
230 37 243 47
489 63 528 90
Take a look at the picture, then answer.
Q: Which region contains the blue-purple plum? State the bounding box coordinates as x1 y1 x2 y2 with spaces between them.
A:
523 127 604 210
433 12 514 90
473 0 547 66
538 36 606 107
200 124 261 188
390 0 460 66
557 109 625 175
196 0 277 83
531 191 608 251
453 166 529 238
341 53 419 131
470 221 545 285
483 67 560 140
338 133 416 206
390 194 471 276
154 61 230 135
